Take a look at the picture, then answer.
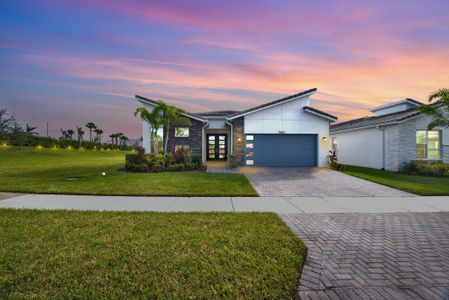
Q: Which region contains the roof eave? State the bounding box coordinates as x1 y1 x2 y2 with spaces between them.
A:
303 107 338 122
135 95 207 122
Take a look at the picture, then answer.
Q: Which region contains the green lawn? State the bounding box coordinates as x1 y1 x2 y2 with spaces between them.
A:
0 210 306 299
0 147 257 196
342 165 449 195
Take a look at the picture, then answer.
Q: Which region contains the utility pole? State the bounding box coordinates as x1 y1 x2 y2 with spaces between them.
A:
46 122 49 137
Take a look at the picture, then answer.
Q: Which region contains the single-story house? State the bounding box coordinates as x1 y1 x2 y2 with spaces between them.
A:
135 88 337 167
330 98 449 171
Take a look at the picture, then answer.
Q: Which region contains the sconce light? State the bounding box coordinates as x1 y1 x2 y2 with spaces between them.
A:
237 137 242 142
322 136 328 143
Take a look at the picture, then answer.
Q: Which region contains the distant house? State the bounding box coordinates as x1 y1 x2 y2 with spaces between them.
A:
135 88 337 167
330 99 449 171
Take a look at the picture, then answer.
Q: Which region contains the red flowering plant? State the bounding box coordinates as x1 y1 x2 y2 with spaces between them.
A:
172 145 190 164
328 149 342 170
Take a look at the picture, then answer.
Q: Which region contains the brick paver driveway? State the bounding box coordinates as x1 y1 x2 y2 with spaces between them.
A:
240 167 411 197
282 213 449 299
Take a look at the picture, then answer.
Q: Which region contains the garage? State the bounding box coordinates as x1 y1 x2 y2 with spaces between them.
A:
245 134 318 167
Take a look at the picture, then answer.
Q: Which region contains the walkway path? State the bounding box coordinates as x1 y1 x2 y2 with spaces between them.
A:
1 193 449 213
283 213 449 299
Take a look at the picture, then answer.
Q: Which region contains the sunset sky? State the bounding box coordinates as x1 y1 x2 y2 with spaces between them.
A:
1 0 448 139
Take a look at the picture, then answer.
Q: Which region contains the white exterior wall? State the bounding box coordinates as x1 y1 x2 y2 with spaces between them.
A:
139 101 155 153
243 95 331 167
331 128 384 169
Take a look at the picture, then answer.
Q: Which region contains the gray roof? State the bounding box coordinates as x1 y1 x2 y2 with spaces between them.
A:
195 110 240 117
303 106 337 120
330 107 421 132
136 88 336 122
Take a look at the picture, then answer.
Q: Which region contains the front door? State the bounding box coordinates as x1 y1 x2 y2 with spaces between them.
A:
207 134 227 160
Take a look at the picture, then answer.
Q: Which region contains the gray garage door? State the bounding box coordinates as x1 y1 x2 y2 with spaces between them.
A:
245 134 317 167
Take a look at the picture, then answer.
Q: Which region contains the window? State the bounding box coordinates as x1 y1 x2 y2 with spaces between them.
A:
246 135 254 141
246 143 254 149
175 127 189 137
246 160 254 165
416 130 441 159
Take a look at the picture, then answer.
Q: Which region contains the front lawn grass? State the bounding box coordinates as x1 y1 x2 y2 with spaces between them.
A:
0 147 257 196
0 210 306 299
342 165 449 195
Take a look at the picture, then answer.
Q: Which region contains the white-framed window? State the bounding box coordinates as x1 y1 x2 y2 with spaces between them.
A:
246 160 254 165
416 130 441 159
246 143 254 149
246 135 254 141
175 127 189 137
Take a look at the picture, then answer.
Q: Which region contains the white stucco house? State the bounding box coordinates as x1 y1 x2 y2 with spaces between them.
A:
330 99 449 171
135 88 337 167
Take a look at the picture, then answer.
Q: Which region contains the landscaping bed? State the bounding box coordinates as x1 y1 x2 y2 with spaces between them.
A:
0 209 306 299
342 165 449 195
0 147 257 196
125 146 205 172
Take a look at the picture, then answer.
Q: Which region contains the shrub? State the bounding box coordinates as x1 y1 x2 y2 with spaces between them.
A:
125 154 139 164
167 164 184 172
172 146 189 163
328 150 343 170
151 165 163 172
401 160 449 177
191 153 202 167
125 162 149 172
228 154 239 168
136 147 146 163
183 151 192 166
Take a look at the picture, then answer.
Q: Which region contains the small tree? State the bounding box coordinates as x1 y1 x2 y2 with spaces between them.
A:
419 88 449 129
10 121 25 149
152 101 191 153
76 126 84 147
120 135 129 148
0 107 15 133
134 107 163 153
85 122 96 142
94 128 103 145
26 124 38 135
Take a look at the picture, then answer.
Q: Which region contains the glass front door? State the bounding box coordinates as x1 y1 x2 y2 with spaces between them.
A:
207 134 227 160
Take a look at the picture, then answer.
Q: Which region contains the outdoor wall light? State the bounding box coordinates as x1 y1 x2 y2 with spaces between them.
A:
237 137 242 142
322 136 328 143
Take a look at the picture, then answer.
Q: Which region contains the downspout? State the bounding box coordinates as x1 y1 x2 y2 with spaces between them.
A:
226 120 233 156
201 121 209 162
378 125 386 170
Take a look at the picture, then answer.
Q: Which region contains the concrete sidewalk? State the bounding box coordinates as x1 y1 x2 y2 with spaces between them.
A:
1 193 449 213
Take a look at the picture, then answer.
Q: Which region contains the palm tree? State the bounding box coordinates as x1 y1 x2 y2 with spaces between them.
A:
152 101 191 153
26 124 38 135
109 133 116 146
120 135 129 147
85 122 96 142
94 128 103 145
420 88 449 129
66 129 75 141
76 126 84 147
115 132 123 148
134 106 164 153
60 128 67 140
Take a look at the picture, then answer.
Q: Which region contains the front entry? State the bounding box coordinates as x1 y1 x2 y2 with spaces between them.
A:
207 134 227 160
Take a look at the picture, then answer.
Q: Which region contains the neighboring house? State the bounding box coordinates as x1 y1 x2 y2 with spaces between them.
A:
135 88 337 167
330 98 449 171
